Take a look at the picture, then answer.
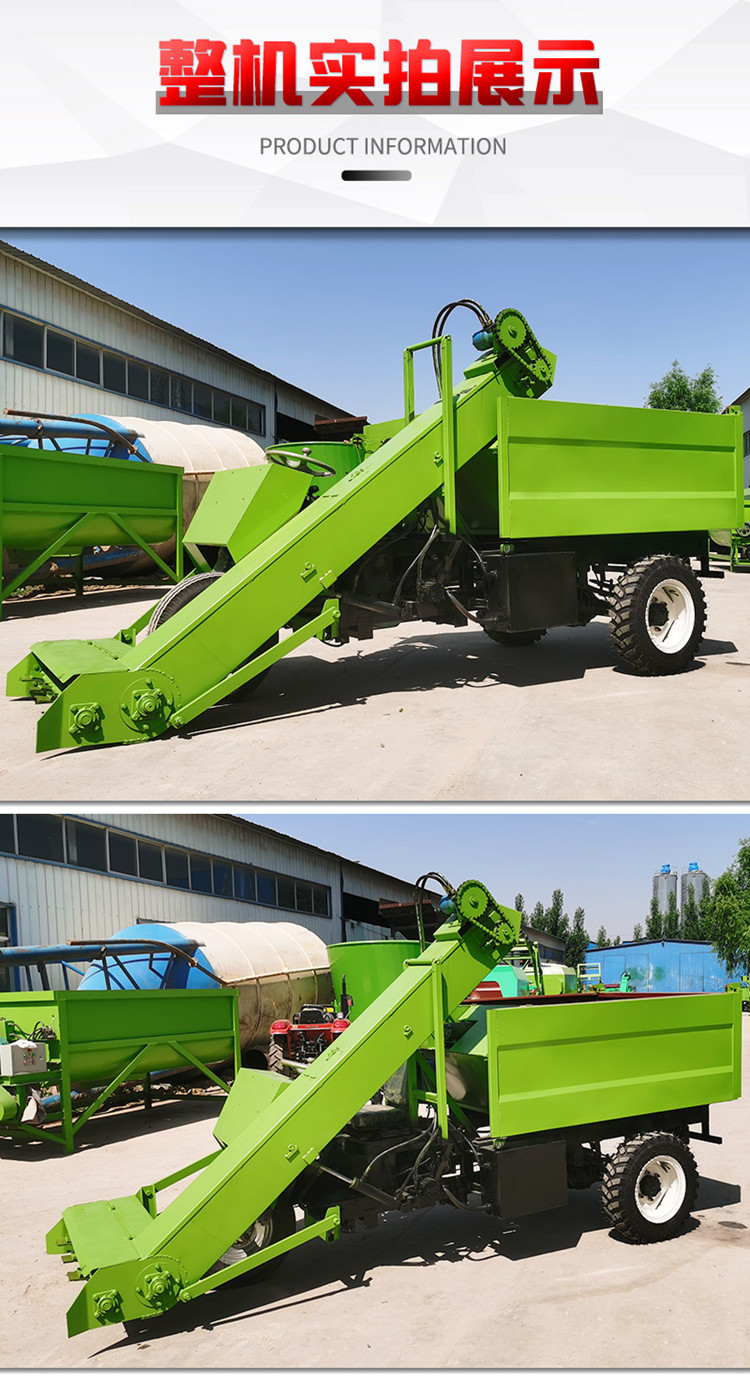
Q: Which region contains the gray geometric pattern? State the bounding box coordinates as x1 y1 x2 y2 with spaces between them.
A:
0 0 746 225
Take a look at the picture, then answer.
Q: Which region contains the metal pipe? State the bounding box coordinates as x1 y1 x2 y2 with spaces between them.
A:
0 939 201 968
2 410 142 452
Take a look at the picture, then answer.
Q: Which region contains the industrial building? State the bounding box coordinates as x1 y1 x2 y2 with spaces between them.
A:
0 813 420 989
0 241 350 445
585 938 729 994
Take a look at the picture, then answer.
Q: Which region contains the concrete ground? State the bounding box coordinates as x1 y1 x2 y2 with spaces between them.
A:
1 568 750 802
1 1019 749 1370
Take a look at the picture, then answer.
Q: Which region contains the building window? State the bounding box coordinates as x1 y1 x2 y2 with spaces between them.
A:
150 369 170 406
65 819 107 871
234 865 256 901
313 885 330 917
277 876 296 909
295 882 313 914
193 384 213 420
214 392 231 425
0 816 16 855
744 430 750 457
103 351 127 393
127 360 150 402
47 330 75 376
76 341 101 384
137 839 163 883
1 307 267 438
171 376 192 413
213 861 233 897
164 847 190 890
257 872 277 906
108 831 137 876
16 815 64 863
190 853 213 894
4 313 44 368
231 398 248 430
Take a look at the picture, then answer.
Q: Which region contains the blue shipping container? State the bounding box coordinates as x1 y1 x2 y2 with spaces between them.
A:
585 940 729 994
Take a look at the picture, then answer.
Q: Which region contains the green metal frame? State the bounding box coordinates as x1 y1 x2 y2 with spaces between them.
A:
0 445 185 618
0 988 241 1153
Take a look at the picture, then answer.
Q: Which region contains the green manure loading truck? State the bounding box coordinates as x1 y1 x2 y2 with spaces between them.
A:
48 875 742 1338
8 302 743 754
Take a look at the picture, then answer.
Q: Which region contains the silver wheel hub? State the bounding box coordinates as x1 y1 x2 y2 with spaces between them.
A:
646 578 695 654
636 1154 686 1223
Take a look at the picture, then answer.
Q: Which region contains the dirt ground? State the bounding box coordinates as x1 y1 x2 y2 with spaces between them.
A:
1 566 750 803
1 1020 748 1370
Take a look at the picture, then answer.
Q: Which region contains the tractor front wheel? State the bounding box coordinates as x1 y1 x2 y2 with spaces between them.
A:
601 1131 698 1243
609 555 706 675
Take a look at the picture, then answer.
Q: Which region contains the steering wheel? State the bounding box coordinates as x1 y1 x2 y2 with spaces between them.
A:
265 445 337 478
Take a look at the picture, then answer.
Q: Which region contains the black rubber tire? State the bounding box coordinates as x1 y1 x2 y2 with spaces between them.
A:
214 1198 297 1288
147 570 278 698
609 555 706 676
267 1038 285 1075
601 1131 698 1244
484 628 547 647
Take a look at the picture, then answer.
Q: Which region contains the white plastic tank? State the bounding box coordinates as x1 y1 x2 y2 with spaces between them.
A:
102 417 266 524
176 920 334 1050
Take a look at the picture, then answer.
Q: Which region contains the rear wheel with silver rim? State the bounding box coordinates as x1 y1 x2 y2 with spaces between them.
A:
609 555 706 675
601 1131 698 1243
213 1198 297 1288
147 570 278 699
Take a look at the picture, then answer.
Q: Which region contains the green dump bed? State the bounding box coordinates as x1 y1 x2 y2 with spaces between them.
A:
447 991 741 1136
460 398 743 540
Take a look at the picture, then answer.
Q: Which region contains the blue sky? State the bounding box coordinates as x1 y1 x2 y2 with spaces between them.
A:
3 230 748 422
239 810 750 940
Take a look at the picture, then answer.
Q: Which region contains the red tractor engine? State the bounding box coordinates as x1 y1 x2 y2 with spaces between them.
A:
269 1004 350 1074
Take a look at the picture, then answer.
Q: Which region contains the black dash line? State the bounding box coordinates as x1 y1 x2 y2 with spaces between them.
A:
341 169 412 181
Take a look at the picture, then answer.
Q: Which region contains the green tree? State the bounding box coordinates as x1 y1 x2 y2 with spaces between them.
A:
632 922 644 942
646 360 722 413
595 925 610 949
566 906 590 970
708 841 750 976
514 893 527 922
682 883 701 942
544 888 569 940
663 891 680 941
613 934 622 948
698 877 713 941
646 894 663 941
530 900 545 928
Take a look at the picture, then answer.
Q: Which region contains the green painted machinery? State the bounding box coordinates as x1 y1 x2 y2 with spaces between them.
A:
8 301 743 752
0 438 184 617
725 976 750 1012
0 985 240 1153
48 875 741 1339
